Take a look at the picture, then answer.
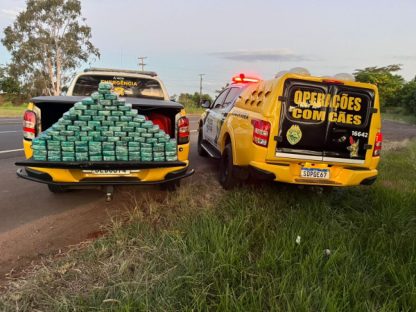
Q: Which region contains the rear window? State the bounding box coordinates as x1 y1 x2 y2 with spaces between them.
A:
72 75 165 99
286 84 327 124
333 87 373 129
285 80 373 129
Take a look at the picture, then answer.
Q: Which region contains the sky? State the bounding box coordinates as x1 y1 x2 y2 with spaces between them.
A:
1 0 416 97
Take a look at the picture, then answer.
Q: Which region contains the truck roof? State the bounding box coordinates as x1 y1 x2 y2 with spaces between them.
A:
83 67 158 77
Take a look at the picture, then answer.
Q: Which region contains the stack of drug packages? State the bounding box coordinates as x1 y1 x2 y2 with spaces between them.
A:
31 82 178 162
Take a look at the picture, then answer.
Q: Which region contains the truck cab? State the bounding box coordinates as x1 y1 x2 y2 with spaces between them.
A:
198 72 382 189
18 68 192 195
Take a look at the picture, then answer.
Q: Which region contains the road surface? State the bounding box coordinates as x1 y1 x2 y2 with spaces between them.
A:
0 116 415 281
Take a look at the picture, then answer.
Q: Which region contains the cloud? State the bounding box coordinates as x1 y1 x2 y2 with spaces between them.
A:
392 55 416 61
211 49 311 62
1 8 23 19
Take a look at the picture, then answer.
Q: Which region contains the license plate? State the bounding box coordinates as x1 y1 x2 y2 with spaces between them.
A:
86 170 131 175
300 168 330 179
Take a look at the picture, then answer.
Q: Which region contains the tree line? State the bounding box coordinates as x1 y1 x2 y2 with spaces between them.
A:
354 64 416 114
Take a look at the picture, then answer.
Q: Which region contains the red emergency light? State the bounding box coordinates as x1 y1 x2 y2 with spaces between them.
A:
232 73 260 84
322 78 344 85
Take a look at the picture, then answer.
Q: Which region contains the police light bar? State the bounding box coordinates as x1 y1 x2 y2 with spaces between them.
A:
322 78 344 85
232 73 260 84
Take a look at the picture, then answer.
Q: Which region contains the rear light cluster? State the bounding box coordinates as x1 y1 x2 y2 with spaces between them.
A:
251 119 271 147
23 110 37 140
373 132 382 156
177 116 190 144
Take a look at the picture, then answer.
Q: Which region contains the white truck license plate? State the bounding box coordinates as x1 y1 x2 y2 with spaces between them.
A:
300 168 330 179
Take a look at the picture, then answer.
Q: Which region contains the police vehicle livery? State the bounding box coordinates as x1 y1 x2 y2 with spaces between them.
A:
198 71 382 189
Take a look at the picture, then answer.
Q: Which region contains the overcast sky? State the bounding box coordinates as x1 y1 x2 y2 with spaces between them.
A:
1 0 416 96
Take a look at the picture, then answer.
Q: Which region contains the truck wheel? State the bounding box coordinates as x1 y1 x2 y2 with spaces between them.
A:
47 184 67 193
219 143 238 190
197 128 208 157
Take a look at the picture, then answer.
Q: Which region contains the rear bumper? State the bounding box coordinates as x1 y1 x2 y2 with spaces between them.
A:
17 166 194 186
249 161 377 186
15 159 193 184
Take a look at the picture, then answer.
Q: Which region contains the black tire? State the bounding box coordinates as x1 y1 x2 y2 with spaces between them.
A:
160 180 180 192
219 143 238 190
197 128 208 157
47 184 67 193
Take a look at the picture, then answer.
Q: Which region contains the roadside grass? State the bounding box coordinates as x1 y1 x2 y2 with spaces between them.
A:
182 103 206 115
1 143 416 311
382 107 416 125
382 112 416 125
0 102 26 118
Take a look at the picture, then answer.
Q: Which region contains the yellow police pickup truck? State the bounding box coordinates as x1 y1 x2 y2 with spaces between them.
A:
198 72 382 189
16 69 193 198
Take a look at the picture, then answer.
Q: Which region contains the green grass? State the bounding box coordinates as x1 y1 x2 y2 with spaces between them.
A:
182 103 206 114
382 112 416 125
1 143 416 311
382 107 416 125
0 102 26 117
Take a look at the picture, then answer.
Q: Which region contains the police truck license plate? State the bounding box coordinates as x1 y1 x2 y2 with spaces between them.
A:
89 170 131 175
300 168 330 179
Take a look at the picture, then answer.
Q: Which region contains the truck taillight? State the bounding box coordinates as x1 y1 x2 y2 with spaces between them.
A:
23 110 37 140
177 116 190 144
373 132 382 156
251 119 271 147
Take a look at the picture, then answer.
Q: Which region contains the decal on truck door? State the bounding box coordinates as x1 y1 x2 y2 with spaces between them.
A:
286 125 302 145
290 90 363 125
277 79 374 163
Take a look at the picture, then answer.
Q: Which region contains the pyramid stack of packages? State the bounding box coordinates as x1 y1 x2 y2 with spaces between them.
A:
31 82 178 162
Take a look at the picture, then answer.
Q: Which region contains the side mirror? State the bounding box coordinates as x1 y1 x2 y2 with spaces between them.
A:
201 100 211 108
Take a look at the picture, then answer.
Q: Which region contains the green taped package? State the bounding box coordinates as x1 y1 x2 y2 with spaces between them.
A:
153 156 165 162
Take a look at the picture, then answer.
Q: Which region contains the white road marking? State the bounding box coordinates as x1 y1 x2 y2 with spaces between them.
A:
0 148 24 154
0 130 20 134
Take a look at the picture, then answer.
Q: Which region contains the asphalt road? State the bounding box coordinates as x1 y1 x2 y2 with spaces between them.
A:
0 116 415 280
0 118 24 159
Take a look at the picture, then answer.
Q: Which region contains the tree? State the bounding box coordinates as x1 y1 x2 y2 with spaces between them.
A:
354 65 405 110
178 92 213 107
395 77 416 115
0 66 20 94
2 0 99 96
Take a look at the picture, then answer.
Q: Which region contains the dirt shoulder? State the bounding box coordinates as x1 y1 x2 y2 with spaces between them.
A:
0 188 131 284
